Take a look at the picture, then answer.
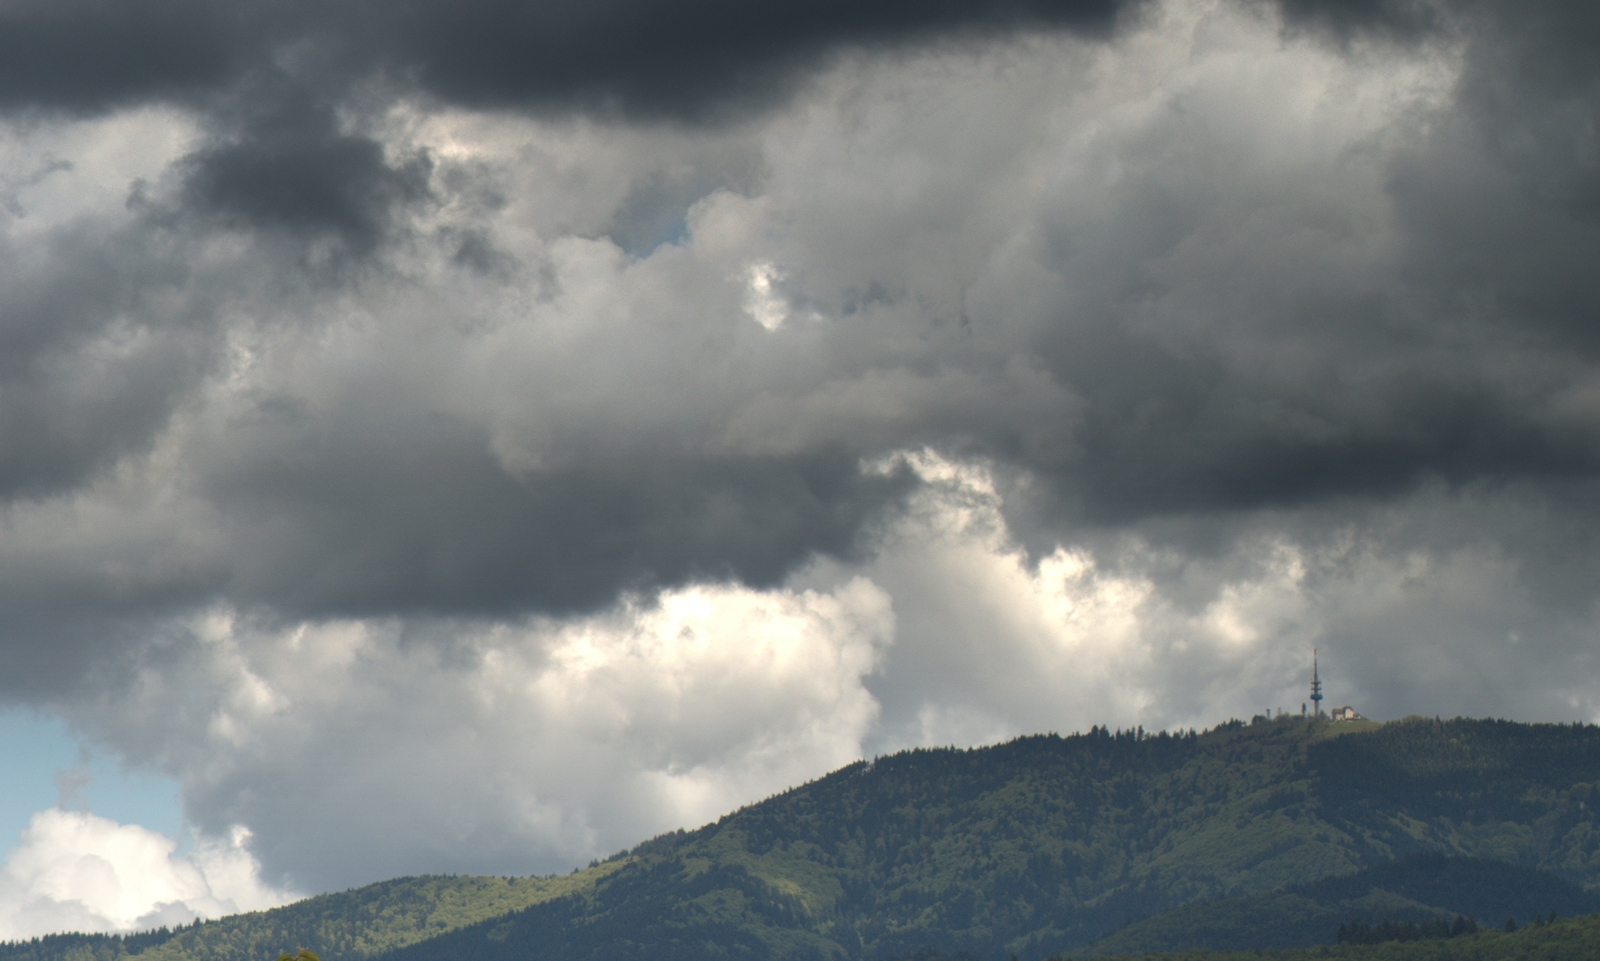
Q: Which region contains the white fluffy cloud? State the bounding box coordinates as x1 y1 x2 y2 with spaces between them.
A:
60 577 892 890
0 810 290 939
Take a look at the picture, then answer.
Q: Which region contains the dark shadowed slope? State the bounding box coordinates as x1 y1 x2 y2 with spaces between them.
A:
1085 853 1600 954
1061 911 1600 961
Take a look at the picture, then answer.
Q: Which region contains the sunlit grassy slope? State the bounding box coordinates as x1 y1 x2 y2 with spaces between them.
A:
6 716 1600 961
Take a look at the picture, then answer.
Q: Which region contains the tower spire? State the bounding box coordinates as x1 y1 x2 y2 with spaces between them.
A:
1310 649 1323 718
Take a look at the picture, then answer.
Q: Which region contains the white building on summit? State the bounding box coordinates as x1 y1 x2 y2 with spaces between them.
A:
1308 651 1363 721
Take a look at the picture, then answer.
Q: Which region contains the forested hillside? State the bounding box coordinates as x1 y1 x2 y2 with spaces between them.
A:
1055 911 1600 961
6 716 1600 961
1085 854 1599 955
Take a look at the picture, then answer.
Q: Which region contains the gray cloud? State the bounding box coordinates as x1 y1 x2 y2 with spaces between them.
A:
1002 2 1600 527
0 0 1156 296
1272 0 1447 41
0 218 212 500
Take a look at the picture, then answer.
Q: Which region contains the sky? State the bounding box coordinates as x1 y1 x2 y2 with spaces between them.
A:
0 0 1596 939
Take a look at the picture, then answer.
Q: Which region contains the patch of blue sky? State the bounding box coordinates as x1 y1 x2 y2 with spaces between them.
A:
0 708 184 849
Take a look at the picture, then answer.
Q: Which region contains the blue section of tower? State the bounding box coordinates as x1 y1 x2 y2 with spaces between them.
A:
1310 650 1323 717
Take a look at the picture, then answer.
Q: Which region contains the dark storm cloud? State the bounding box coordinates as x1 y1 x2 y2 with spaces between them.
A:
206 424 909 617
0 0 245 112
181 101 432 255
1042 328 1600 522
1272 0 1597 52
355 0 1145 119
0 0 1145 119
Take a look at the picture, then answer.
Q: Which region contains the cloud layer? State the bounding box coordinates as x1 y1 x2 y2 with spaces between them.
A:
0 0 1595 916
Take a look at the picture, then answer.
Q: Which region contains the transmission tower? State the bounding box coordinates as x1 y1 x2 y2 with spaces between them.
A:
1310 649 1324 718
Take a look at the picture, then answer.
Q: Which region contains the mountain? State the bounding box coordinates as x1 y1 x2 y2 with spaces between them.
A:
7 716 1600 961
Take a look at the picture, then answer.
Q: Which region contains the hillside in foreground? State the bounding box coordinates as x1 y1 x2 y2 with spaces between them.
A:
6 716 1600 961
1084 853 1598 955
1055 911 1600 961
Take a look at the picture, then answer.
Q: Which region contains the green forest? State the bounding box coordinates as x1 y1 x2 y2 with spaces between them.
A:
6 716 1600 961
1063 911 1600 961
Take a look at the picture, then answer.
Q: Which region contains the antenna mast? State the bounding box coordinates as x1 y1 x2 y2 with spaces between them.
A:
1310 649 1323 718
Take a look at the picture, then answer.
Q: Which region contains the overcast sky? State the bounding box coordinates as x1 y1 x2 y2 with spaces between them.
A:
0 0 1596 937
